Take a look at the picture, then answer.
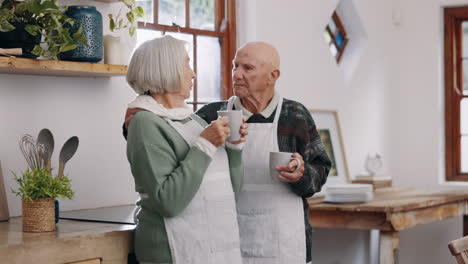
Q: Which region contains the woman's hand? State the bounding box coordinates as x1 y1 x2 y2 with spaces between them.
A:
200 117 230 147
227 116 248 144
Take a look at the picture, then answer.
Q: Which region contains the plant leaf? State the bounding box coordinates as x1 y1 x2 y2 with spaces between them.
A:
41 0 58 10
31 45 44 57
60 43 78 53
135 6 144 17
24 24 40 36
129 25 136 36
126 11 135 24
109 17 116 31
0 21 15 32
73 29 88 47
120 0 135 8
26 1 43 15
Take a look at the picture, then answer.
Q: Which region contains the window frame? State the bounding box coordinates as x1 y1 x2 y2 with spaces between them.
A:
137 0 237 111
325 11 349 63
444 6 468 181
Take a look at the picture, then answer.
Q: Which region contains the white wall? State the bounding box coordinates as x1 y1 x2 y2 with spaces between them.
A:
0 0 139 217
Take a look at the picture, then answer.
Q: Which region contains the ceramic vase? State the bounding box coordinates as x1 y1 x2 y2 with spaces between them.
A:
59 6 103 63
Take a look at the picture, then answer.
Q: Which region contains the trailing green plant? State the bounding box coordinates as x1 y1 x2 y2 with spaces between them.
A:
11 168 74 201
0 0 87 59
108 0 145 37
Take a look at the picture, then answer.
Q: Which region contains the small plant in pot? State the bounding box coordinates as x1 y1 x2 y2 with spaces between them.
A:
12 134 75 232
0 0 87 59
12 168 73 232
104 0 145 65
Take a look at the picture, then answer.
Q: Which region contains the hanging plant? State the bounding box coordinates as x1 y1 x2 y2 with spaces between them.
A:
108 0 145 37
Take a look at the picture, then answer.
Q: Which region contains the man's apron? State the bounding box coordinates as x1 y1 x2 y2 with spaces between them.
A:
161 115 242 264
228 97 306 264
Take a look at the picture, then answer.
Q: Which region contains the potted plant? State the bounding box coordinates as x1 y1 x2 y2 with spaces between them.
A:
0 0 87 60
12 168 74 232
12 133 75 232
104 0 145 64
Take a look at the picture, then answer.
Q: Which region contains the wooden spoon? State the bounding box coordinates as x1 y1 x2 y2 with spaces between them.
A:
37 128 54 170
58 136 79 178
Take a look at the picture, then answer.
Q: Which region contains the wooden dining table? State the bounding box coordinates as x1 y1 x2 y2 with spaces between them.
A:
308 187 468 264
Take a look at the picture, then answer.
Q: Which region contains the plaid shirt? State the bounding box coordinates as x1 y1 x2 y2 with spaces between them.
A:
196 97 331 262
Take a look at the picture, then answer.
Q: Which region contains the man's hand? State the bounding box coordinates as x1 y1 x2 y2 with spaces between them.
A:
275 152 305 182
125 108 145 130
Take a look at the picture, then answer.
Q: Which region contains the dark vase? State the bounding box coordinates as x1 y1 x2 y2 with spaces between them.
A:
0 22 42 59
59 6 103 63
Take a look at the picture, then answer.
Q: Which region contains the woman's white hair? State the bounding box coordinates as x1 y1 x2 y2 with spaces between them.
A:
126 35 188 94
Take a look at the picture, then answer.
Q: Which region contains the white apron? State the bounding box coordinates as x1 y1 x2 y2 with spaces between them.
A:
228 97 306 264
162 115 242 264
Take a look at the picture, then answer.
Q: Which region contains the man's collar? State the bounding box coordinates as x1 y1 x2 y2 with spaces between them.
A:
234 92 280 118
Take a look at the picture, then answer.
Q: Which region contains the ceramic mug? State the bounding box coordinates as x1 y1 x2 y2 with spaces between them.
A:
217 110 243 141
269 152 302 181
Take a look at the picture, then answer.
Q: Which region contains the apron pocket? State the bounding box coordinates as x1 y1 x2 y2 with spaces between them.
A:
205 195 240 253
238 208 278 258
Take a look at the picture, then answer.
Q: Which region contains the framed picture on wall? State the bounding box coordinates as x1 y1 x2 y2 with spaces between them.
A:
310 109 350 187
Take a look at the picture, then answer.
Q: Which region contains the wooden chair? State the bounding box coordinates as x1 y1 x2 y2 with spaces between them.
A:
449 236 468 263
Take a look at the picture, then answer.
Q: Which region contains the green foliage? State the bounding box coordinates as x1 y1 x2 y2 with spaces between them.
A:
108 0 145 37
11 168 74 201
0 0 87 60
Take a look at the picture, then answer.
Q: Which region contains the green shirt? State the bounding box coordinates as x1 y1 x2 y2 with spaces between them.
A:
126 111 243 263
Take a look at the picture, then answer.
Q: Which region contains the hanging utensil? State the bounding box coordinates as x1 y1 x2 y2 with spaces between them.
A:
58 136 79 177
37 128 54 171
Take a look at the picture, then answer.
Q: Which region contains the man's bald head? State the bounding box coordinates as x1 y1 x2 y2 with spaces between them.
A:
237 42 280 71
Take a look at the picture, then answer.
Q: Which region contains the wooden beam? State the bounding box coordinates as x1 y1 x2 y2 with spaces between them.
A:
137 22 224 37
309 210 392 231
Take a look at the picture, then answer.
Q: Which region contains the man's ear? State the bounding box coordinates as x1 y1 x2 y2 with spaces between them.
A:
268 69 280 84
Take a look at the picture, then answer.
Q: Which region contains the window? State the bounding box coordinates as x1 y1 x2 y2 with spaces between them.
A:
136 0 237 111
324 11 348 63
444 7 468 181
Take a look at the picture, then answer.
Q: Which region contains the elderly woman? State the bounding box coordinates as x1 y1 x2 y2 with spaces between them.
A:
125 35 246 264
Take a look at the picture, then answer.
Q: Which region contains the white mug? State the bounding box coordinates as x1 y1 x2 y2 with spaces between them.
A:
269 152 302 181
217 110 243 141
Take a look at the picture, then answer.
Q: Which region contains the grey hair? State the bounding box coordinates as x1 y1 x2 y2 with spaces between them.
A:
126 35 188 94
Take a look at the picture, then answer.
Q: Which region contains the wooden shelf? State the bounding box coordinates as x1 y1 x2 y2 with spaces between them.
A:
0 57 127 77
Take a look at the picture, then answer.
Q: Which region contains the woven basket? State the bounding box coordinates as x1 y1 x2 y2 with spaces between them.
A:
22 198 55 232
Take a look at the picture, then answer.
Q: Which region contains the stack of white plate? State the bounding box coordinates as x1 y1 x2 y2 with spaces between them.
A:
324 184 373 203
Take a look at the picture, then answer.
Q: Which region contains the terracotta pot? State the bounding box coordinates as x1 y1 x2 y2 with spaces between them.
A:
22 198 55 232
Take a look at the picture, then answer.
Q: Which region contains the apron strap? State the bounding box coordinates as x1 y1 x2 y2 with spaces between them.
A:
273 97 283 124
227 96 236 110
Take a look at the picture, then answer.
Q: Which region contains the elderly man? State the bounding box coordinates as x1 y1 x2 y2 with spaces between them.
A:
124 41 331 264
195 42 331 264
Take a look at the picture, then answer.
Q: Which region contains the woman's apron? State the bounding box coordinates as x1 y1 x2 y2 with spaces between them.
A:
161 115 242 264
227 97 306 264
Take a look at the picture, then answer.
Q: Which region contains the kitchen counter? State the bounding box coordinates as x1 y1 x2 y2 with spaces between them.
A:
0 217 135 264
